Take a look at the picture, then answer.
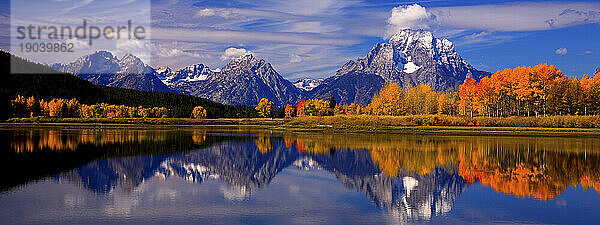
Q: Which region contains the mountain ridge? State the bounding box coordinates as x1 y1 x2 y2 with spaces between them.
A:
49 29 490 107
51 51 172 93
308 29 489 104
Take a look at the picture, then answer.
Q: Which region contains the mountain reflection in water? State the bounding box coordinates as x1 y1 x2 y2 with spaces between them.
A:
1 126 600 224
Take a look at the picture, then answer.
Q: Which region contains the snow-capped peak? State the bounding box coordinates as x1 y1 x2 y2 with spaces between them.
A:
155 66 171 75
334 28 488 92
234 53 256 62
153 63 213 85
389 29 435 52
293 78 324 91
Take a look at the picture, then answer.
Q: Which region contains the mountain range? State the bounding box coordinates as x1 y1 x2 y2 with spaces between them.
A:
51 51 171 93
51 29 489 107
58 135 468 222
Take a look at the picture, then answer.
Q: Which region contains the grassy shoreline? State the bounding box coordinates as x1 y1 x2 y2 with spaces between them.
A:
3 115 600 137
5 117 286 125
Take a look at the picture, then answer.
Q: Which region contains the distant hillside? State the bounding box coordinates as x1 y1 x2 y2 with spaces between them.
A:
0 51 257 120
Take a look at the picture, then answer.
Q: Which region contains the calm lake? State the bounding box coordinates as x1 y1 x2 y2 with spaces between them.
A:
1 125 599 224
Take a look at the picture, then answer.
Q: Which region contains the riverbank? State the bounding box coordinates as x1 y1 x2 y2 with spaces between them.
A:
286 115 600 128
5 117 286 125
4 115 600 137
7 115 600 128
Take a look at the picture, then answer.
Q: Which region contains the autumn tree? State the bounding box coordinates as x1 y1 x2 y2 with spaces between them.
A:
284 104 296 118
48 99 66 117
66 98 81 118
459 78 478 117
11 95 28 118
256 98 274 118
296 100 306 117
301 99 332 116
405 84 438 115
581 73 600 115
438 92 458 115
26 96 39 117
192 106 207 119
368 83 405 116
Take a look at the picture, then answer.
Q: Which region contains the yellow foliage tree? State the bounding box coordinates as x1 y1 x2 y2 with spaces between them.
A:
368 83 405 116
256 98 274 118
437 92 458 115
405 84 438 115
191 106 207 119
26 96 39 117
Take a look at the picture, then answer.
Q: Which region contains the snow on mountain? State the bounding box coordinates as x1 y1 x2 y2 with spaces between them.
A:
155 66 172 81
403 56 421 73
155 64 213 86
165 54 302 107
292 157 322 170
335 29 488 91
293 78 324 91
51 51 171 92
309 28 489 104
51 29 489 107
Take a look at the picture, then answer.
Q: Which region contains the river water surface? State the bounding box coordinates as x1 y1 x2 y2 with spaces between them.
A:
1 126 599 224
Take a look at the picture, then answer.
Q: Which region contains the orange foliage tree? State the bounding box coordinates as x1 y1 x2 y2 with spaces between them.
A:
284 104 296 118
459 78 478 117
10 96 172 119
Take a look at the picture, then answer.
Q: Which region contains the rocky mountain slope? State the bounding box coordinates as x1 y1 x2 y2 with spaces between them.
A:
156 54 301 107
181 54 302 108
50 29 489 107
308 72 386 105
51 51 171 92
307 29 489 104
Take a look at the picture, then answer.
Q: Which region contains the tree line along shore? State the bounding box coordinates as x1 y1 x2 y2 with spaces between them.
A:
6 63 600 129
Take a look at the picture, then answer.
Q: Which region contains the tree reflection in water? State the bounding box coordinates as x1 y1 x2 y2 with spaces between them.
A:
2 126 600 222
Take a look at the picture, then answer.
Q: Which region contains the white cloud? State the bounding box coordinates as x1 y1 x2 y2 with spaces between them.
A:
220 47 251 61
555 48 568 55
196 8 216 17
151 28 359 46
65 39 90 50
263 0 359 16
463 31 491 40
290 54 303 63
384 2 600 36
60 0 95 15
151 43 201 58
195 8 235 19
385 4 435 38
429 2 600 32
282 21 341 34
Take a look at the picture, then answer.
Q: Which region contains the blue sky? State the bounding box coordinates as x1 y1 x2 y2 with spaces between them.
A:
2 0 600 79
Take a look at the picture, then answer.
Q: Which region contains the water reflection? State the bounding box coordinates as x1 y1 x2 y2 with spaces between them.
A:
1 126 600 224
